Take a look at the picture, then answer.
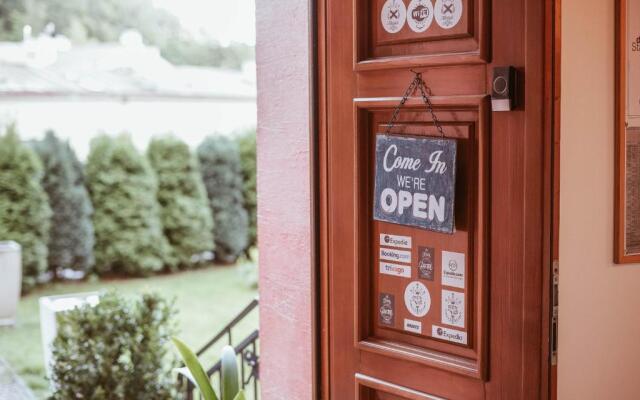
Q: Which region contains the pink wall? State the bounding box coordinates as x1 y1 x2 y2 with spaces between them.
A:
256 0 315 399
559 0 640 398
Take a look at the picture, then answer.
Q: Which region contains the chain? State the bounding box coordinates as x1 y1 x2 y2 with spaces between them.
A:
384 71 445 138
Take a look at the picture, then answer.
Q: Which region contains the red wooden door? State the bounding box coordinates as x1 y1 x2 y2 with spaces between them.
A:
319 0 553 399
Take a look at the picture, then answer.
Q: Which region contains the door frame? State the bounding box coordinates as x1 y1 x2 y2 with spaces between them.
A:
315 0 562 398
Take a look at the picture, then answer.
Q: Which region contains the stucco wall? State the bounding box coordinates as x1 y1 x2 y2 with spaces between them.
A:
559 1 640 398
256 0 315 399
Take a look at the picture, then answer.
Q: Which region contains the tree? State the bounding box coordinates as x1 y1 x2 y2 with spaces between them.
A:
85 135 169 275
237 130 257 253
33 131 94 275
147 135 214 269
0 125 51 290
198 136 249 263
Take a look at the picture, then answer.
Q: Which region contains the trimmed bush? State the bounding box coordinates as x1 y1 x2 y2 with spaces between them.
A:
33 131 95 275
85 135 169 275
0 125 51 290
237 130 257 253
50 292 176 400
198 136 249 263
147 135 214 269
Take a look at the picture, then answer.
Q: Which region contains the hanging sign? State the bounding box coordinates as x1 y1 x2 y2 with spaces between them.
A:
373 134 457 234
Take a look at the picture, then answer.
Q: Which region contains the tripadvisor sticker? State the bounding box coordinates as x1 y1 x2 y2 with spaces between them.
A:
373 134 457 234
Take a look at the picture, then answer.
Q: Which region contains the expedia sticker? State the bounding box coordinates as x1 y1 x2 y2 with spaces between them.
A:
380 262 412 278
404 281 431 317
432 325 467 344
442 251 465 289
442 290 465 328
379 233 412 249
434 0 463 29
379 293 395 327
404 319 422 334
380 248 412 264
381 0 407 34
417 246 435 280
407 0 434 33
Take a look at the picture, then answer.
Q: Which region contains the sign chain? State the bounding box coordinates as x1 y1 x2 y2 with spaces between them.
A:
385 71 445 138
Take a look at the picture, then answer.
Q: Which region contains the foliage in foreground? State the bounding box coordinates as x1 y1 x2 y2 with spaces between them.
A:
85 135 170 275
33 131 95 275
50 292 176 400
198 136 249 263
173 338 246 400
148 135 215 269
0 125 51 291
237 130 257 253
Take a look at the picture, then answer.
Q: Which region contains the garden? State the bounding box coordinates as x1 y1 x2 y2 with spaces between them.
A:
0 124 258 399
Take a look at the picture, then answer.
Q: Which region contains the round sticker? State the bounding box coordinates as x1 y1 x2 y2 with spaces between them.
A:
381 0 407 34
434 0 463 30
407 0 434 33
404 281 431 317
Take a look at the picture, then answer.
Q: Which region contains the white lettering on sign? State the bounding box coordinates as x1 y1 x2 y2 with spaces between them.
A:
380 262 412 278
379 233 412 249
380 248 412 263
379 189 446 222
404 319 423 334
432 325 467 344
442 251 465 289
424 150 447 174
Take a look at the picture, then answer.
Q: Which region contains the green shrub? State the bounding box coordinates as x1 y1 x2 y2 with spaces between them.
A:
85 135 169 275
147 135 214 269
33 131 95 275
50 292 176 400
198 136 249 263
237 130 257 253
0 125 51 291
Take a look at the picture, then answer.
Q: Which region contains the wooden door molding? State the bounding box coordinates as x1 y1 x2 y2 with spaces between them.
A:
352 96 490 380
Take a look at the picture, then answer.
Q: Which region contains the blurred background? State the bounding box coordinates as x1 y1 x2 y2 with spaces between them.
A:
0 1 259 399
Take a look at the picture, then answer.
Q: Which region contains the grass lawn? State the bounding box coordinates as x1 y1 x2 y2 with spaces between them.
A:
0 263 259 399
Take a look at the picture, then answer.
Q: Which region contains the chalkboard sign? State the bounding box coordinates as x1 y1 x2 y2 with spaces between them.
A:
373 134 457 234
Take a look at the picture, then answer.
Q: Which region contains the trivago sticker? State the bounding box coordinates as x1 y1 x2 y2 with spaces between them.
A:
432 325 467 344
380 262 412 278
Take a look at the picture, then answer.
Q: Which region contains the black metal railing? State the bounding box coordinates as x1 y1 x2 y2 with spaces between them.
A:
178 298 259 399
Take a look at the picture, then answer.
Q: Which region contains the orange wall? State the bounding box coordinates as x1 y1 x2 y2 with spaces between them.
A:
560 0 640 398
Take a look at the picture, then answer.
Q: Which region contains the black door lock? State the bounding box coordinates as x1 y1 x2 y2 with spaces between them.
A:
491 66 518 112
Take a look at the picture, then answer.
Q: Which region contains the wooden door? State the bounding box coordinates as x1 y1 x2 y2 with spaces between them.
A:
319 0 554 399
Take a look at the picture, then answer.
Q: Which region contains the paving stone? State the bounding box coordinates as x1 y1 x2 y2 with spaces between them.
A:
0 357 35 400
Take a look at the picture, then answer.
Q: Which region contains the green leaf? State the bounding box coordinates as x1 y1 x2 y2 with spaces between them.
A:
221 345 240 400
172 337 219 400
233 390 247 400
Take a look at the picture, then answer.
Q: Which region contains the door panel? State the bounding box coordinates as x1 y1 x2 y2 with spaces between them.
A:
321 0 550 398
